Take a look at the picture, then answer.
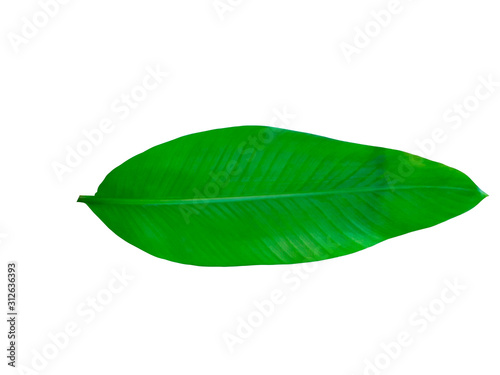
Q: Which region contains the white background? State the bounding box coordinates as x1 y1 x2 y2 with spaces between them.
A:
1 0 499 374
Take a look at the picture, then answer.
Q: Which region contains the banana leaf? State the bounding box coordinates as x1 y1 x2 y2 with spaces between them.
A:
78 126 487 266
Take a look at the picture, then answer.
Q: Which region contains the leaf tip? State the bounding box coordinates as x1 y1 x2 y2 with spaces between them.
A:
479 188 489 199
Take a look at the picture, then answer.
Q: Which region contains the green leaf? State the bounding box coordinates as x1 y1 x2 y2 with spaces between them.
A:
78 126 487 266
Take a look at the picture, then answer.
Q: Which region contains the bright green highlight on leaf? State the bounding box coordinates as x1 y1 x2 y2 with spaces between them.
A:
78 126 487 266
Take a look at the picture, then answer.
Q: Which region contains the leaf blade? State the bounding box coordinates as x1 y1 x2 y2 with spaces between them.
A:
78 126 487 266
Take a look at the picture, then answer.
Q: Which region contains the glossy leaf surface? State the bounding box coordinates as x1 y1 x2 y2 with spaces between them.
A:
78 126 487 266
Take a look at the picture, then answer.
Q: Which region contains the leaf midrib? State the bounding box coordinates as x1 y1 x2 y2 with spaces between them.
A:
78 185 481 206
